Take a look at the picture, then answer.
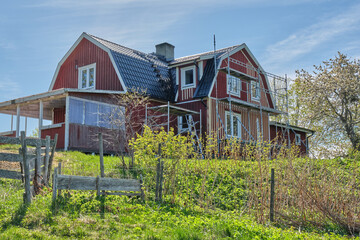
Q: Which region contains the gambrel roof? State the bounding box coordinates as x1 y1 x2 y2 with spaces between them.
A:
89 34 175 100
49 33 274 105
49 33 175 101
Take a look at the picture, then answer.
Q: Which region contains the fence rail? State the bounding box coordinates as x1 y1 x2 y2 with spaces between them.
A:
52 133 144 211
0 131 58 203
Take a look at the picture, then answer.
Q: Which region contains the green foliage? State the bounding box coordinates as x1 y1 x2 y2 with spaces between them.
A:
0 182 349 239
0 139 358 239
291 52 360 156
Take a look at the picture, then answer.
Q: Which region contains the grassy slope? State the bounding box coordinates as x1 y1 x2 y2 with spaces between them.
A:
0 150 354 239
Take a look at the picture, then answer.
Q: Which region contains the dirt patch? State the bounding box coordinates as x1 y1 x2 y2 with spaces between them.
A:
0 161 20 171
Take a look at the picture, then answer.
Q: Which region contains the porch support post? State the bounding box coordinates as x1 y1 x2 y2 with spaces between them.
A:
38 100 43 139
16 105 20 137
25 117 28 136
64 95 70 151
11 115 13 132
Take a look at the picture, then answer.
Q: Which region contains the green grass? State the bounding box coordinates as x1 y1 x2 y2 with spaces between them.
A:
0 149 357 239
0 179 349 239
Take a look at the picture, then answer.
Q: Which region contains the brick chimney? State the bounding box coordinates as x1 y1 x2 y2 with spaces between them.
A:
155 42 175 62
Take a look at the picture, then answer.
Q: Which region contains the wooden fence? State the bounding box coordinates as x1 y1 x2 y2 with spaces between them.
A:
0 131 58 203
52 163 144 201
52 133 144 206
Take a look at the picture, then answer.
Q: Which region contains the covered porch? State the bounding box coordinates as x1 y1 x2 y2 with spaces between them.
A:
0 88 125 151
0 89 68 148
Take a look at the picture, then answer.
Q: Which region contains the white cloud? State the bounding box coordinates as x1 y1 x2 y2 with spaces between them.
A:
263 3 360 71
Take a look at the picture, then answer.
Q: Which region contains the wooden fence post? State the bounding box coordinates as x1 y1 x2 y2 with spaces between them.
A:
270 168 275 222
34 141 42 193
58 162 62 196
44 136 50 186
96 176 100 196
99 133 104 178
52 167 58 206
21 131 31 204
159 160 164 202
155 144 161 202
47 134 58 183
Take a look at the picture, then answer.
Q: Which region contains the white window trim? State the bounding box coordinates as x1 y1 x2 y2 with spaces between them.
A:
178 115 191 132
225 111 242 139
227 75 241 97
251 80 260 101
78 63 96 89
295 133 301 145
181 66 196 90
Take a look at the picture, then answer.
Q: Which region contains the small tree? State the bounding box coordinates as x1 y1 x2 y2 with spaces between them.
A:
293 52 360 155
102 88 150 168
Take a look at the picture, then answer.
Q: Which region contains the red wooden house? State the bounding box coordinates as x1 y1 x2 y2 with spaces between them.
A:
0 32 313 155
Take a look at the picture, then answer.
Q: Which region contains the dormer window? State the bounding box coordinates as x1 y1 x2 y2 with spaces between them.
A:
78 63 96 89
181 66 196 89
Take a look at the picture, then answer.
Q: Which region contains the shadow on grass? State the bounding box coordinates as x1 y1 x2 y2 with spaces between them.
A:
1 202 29 232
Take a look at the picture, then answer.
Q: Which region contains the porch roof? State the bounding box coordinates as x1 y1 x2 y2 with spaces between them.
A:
0 88 124 119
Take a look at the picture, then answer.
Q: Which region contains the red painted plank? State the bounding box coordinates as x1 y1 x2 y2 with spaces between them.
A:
52 38 123 91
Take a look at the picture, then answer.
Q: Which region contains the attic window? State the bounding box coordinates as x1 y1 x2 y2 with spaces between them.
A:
227 75 241 96
181 66 195 89
78 63 96 89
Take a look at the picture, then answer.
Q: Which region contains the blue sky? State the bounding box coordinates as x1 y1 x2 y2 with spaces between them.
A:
0 0 360 134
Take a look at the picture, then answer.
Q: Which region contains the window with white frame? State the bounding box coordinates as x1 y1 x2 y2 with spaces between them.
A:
227 75 241 96
251 80 260 100
225 111 241 138
181 66 195 89
78 63 96 89
178 115 190 132
295 134 301 145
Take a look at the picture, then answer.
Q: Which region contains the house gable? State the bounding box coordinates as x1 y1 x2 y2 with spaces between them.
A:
208 44 275 110
49 33 126 92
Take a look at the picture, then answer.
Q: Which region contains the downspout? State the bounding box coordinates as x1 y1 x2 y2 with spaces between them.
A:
306 131 315 155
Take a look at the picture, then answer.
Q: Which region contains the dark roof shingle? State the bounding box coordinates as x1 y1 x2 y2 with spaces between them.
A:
88 33 241 101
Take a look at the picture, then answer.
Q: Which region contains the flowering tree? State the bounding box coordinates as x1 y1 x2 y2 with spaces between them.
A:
293 52 360 156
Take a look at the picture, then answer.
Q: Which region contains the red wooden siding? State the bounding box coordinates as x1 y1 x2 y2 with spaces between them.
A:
53 108 65 124
68 124 119 153
208 99 269 141
210 49 272 109
52 38 123 91
41 124 65 149
270 125 308 156
242 49 274 109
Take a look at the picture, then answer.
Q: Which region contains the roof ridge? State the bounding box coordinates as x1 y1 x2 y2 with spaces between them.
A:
86 33 149 56
173 44 243 61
